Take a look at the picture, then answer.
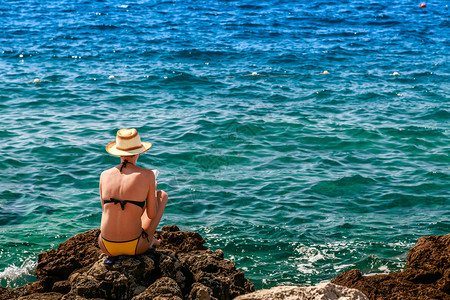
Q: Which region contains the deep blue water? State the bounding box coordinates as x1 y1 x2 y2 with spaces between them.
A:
0 0 449 290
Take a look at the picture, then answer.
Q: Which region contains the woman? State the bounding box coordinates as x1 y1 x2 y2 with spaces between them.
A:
98 128 168 259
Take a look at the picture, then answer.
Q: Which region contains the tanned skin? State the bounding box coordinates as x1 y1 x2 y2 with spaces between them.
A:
98 154 168 256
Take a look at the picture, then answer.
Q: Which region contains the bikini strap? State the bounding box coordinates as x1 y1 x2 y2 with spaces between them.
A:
108 198 126 210
104 198 145 210
120 160 129 172
141 230 149 242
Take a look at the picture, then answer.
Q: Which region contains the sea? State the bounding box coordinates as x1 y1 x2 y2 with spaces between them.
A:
0 0 449 290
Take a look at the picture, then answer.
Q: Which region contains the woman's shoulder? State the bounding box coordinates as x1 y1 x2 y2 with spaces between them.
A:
136 166 155 178
100 167 117 178
103 166 119 173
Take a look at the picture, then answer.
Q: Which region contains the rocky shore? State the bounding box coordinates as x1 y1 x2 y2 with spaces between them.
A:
0 225 254 300
332 234 450 300
0 227 448 300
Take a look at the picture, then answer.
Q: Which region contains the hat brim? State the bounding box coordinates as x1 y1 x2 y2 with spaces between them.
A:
106 142 152 156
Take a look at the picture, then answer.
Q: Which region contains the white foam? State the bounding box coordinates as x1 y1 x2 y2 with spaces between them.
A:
378 265 390 273
294 245 326 262
293 244 329 275
0 258 36 286
333 263 354 272
297 263 315 274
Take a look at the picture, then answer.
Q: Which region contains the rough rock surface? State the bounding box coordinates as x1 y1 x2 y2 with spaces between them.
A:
36 229 103 290
332 234 450 300
234 282 368 300
131 277 183 300
0 225 254 300
3 231 449 300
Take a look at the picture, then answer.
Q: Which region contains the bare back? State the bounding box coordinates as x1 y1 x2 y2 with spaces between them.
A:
100 163 156 241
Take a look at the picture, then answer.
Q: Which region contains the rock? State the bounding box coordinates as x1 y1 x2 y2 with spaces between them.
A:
36 229 102 290
0 282 44 300
407 234 450 273
189 282 216 300
60 293 103 300
71 255 149 298
131 277 182 300
17 292 64 299
158 225 208 254
234 282 368 300
52 280 71 294
70 255 156 299
179 249 253 299
3 231 450 300
1 226 254 300
332 234 450 299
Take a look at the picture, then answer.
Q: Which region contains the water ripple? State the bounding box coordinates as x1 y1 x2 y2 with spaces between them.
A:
0 0 449 290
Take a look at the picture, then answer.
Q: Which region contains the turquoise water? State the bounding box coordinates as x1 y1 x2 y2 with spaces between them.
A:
0 0 449 290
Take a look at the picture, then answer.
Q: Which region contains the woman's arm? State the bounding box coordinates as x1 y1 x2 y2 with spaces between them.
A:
99 172 104 210
145 170 157 219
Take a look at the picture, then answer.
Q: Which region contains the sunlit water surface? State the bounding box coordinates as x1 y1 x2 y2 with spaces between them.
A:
0 0 449 289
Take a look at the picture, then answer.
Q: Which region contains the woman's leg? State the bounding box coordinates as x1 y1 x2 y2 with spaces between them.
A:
136 190 168 254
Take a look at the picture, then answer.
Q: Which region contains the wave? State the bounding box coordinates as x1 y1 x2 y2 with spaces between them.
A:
171 49 234 60
159 72 220 87
0 258 36 288
307 175 376 197
0 0 449 290
376 193 448 209
79 24 121 31
365 20 402 26
417 109 450 120
380 126 445 138
194 153 250 170
237 4 265 10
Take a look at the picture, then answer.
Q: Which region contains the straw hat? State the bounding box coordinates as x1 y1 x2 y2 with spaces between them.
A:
106 128 152 156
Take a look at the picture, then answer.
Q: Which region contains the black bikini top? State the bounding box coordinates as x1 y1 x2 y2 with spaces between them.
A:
103 198 145 210
120 159 131 172
102 160 145 210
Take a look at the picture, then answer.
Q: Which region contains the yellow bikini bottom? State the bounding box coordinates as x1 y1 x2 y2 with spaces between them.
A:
101 230 149 256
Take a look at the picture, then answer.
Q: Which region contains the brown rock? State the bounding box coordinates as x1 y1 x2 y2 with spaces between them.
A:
157 225 208 254
0 281 44 300
1 226 253 300
36 229 102 290
52 280 71 294
17 292 64 299
158 253 187 290
70 255 156 299
234 282 368 300
407 235 450 271
332 233 450 300
131 277 182 300
158 227 255 299
60 292 103 300
189 282 216 300
179 249 254 299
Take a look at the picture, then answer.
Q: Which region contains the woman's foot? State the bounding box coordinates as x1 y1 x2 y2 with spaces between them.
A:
151 237 162 248
104 256 117 265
